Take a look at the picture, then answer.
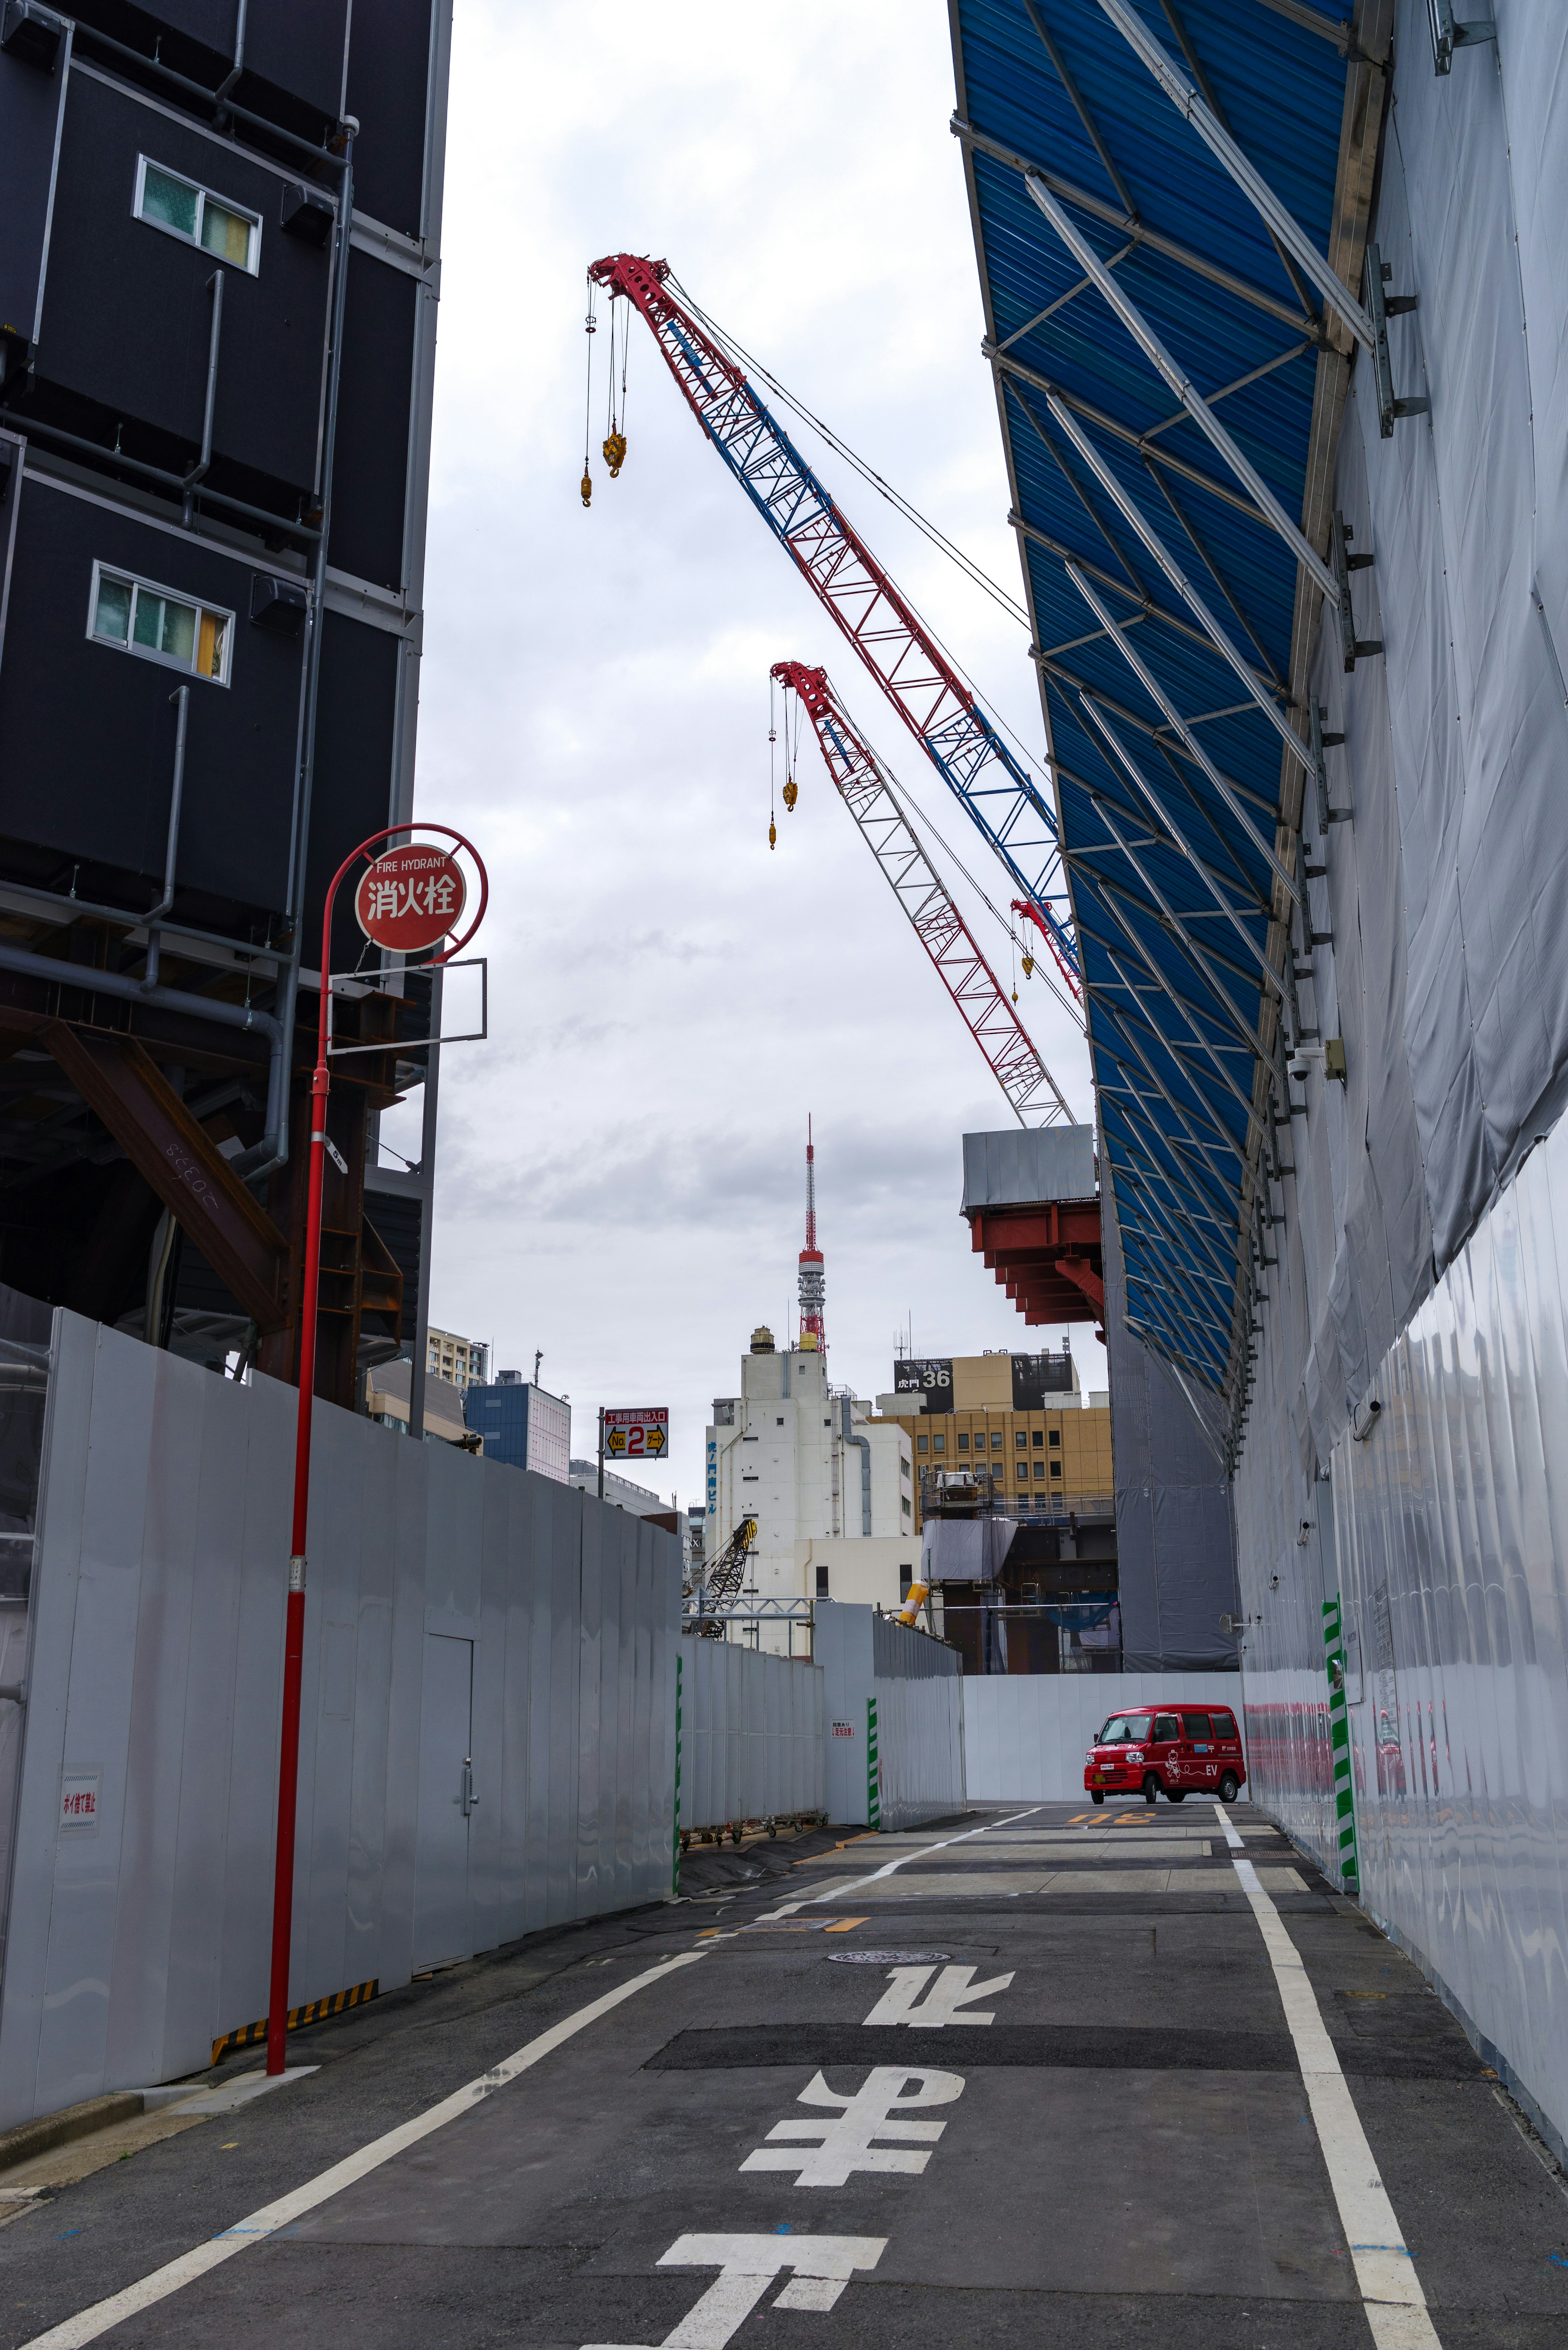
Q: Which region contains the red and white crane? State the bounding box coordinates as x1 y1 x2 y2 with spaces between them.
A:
773 663 1073 1126
586 252 1080 995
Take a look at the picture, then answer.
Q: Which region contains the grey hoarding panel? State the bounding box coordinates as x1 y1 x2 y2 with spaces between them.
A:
1102 1180 1238 1672
0 1315 680 2127
961 1125 1095 1211
679 1642 824 1835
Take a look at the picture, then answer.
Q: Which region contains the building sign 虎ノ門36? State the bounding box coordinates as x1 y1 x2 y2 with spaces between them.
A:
894 1360 950 1405
605 1408 668 1463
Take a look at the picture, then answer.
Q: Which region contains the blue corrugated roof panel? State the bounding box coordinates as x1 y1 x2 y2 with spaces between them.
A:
951 0 1359 1403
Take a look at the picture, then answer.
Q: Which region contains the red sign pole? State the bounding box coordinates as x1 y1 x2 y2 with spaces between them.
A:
265 823 486 2077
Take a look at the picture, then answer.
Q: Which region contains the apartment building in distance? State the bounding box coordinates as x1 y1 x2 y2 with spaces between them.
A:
427 1326 488 1391
874 1348 1111 1530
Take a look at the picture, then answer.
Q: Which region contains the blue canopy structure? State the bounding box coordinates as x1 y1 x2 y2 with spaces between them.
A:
949 0 1390 1444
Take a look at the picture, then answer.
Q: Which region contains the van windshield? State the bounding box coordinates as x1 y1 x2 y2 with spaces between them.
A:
1097 1715 1152 1744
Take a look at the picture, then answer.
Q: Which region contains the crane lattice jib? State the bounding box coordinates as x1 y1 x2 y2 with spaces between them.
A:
773 662 1072 1126
588 252 1080 993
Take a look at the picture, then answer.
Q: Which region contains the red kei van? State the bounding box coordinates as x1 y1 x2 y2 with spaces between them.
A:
1084 1705 1246 1804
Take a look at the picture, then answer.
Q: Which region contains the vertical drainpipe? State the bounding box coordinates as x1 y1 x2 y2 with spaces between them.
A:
840 1398 871 1536
245 118 357 1191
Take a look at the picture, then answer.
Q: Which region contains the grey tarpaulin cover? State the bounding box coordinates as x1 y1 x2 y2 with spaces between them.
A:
1102 1179 1239 1672
1231 0 1568 2162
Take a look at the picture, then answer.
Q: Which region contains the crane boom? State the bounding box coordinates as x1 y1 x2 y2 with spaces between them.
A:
773 663 1073 1126
587 252 1079 992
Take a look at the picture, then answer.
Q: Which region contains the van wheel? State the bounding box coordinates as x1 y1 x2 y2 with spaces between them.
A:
1166 1791 1186 1804
1219 1772 1240 1804
1142 1773 1159 1805
1091 1790 1105 1805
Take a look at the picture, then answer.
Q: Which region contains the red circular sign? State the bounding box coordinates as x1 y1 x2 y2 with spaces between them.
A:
354 845 467 952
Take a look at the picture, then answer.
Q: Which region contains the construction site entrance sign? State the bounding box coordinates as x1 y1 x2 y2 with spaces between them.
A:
605 1408 668 1462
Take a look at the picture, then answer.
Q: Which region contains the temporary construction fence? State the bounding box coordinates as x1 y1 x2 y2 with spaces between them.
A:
676 1639 824 1848
814 1603 964 1830
0 1302 681 2130
963 1672 1244 1802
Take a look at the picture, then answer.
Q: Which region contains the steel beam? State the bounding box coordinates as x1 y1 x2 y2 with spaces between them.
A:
951 115 1314 332
1026 173 1340 606
1094 0 1376 351
1044 390 1316 783
1069 565 1301 912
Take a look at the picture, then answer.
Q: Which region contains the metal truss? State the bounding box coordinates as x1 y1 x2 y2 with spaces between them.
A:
772 663 1074 1125
588 253 1080 991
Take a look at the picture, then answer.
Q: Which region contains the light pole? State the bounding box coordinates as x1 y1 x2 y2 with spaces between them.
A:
266 823 486 2076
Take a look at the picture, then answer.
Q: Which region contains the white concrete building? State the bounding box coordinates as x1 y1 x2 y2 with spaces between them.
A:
705 1327 912 1637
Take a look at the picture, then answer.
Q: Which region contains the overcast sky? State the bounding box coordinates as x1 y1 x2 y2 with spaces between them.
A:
381 0 1106 1509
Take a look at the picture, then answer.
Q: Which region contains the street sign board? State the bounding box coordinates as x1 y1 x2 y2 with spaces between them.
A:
605 1407 668 1462
354 844 466 952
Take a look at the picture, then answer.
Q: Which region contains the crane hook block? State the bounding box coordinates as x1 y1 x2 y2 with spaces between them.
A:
768 820 777 850
580 468 592 508
603 430 627 477
782 779 798 812
1022 954 1034 978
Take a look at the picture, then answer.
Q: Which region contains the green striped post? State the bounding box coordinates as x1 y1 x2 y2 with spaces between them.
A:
1322 1595 1359 1892
673 1652 683 1895
866 1696 880 1830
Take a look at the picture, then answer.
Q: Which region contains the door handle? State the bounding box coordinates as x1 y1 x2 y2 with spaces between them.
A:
461 1757 478 1816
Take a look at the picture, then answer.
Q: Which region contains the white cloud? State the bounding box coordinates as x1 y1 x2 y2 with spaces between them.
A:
395 0 1105 1502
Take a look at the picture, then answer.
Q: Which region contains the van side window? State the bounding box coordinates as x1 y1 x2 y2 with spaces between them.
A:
1211 1711 1238 1740
1152 1715 1180 1740
1182 1712 1213 1739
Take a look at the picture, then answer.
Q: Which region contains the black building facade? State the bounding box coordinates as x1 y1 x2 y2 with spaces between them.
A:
0 0 450 1407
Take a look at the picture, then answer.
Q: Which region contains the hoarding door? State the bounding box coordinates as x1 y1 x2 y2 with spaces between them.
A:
414 1633 474 1970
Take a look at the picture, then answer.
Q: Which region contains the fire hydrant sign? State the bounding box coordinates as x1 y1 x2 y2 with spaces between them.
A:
354 845 466 952
605 1408 668 1461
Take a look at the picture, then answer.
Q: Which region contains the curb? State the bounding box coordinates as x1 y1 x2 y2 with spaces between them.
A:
0 2093 145 2175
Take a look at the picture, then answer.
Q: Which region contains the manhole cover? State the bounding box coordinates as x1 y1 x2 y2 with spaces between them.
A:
826 1951 951 1965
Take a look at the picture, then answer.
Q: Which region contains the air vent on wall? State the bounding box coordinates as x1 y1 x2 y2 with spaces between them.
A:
280 185 335 247
249 574 308 636
0 1 64 72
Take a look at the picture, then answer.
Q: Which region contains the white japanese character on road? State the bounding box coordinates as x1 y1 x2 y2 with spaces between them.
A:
582 2232 885 2350
739 2065 964 2187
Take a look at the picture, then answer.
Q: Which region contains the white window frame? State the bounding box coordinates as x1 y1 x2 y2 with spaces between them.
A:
86 559 235 687
132 154 262 276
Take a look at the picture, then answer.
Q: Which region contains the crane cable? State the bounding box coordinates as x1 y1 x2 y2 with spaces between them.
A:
669 273 1030 630
581 274 597 507
665 274 1065 842
807 674 1086 1036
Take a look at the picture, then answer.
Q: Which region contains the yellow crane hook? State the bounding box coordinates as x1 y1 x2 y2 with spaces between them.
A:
602 430 626 477
782 778 798 812
580 468 592 508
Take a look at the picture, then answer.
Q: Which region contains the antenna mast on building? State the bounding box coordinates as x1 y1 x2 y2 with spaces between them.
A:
798 1117 825 1352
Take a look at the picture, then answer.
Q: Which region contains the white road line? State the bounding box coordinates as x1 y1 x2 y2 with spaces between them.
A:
755 1808 1042 1922
19 1948 709 2350
1215 1802 1441 2350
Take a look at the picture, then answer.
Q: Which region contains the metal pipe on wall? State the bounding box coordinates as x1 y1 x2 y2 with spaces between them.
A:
140 687 189 996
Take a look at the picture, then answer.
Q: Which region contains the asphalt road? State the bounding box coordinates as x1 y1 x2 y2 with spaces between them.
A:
0 1800 1564 2348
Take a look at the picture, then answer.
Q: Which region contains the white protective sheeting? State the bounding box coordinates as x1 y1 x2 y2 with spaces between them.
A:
964 1673 1244 1802
1234 0 1568 2170
677 1640 824 1833
0 1310 680 2129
